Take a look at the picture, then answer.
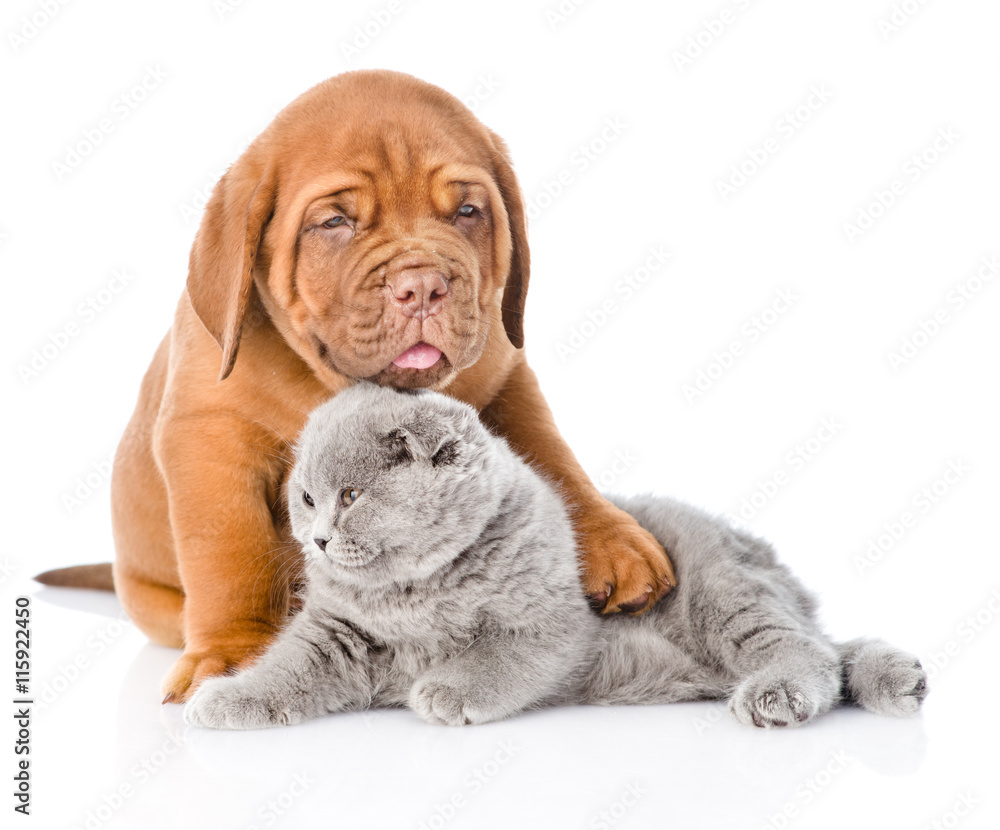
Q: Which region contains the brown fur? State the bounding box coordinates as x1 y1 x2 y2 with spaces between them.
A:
37 71 675 702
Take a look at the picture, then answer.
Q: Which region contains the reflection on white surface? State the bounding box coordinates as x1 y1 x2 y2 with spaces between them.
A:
21 584 998 830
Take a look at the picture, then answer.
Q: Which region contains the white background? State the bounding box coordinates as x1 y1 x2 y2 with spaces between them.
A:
3 0 999 828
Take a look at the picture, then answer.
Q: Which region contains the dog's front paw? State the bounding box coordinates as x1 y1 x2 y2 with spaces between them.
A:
729 672 829 729
184 676 300 730
578 501 676 614
162 641 267 703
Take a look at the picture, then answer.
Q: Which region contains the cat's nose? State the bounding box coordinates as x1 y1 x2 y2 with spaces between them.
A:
313 537 328 552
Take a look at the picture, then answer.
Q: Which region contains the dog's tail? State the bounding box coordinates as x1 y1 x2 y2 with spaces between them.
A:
34 563 115 592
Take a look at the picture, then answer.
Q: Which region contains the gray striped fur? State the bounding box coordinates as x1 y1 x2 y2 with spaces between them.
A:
185 385 927 729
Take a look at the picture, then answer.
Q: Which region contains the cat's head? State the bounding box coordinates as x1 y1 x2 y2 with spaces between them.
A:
288 383 509 585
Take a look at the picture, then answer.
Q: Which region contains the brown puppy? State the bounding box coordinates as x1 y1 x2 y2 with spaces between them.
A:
39 71 675 702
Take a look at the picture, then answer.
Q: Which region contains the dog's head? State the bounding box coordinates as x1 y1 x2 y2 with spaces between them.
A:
186 70 529 389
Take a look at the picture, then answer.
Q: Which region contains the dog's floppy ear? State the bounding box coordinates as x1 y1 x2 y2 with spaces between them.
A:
186 156 276 381
488 131 530 350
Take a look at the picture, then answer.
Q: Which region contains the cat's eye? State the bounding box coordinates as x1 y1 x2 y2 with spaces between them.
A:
302 491 314 507
340 487 361 507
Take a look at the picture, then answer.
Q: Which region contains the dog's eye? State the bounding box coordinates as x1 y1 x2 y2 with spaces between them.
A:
302 491 315 507
322 216 347 229
456 204 477 219
340 488 361 507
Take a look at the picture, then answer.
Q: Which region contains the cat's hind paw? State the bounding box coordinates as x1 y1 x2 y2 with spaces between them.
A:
729 671 832 728
841 639 928 717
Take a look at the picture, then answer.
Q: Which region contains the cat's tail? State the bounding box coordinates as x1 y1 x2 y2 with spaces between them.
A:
837 638 928 716
34 563 115 592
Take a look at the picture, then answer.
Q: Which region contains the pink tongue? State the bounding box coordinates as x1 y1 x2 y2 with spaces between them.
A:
392 343 442 370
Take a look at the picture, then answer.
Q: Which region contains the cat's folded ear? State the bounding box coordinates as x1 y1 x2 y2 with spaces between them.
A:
380 426 460 468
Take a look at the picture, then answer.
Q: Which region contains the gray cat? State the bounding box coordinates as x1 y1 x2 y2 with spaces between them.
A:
184 384 927 730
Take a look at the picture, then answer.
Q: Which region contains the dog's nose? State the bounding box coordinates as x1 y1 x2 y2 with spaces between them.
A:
389 268 449 320
313 537 328 552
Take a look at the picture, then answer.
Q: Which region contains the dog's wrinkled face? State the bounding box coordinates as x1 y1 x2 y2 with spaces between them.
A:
274 125 501 388
186 70 528 389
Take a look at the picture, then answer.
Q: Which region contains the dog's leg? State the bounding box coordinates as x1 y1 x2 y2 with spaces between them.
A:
478 355 676 613
112 569 185 649
155 416 299 703
110 362 187 649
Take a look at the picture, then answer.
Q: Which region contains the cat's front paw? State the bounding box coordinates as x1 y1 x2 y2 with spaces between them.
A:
410 677 477 726
184 676 301 730
729 671 832 729
410 672 517 727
